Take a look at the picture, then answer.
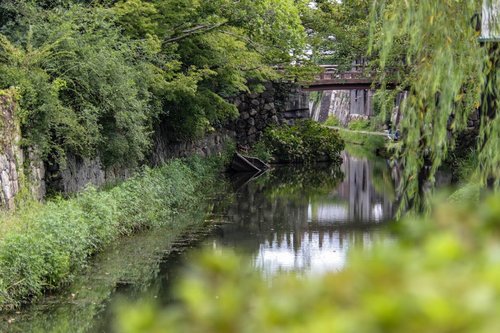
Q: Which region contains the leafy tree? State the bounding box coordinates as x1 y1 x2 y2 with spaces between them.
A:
370 0 499 211
301 0 366 67
0 0 311 169
0 4 157 166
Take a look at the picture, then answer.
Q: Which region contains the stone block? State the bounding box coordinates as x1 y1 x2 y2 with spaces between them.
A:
261 90 274 99
236 119 246 128
264 103 274 111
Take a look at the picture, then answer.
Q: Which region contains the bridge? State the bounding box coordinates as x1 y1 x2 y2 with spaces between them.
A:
302 65 394 91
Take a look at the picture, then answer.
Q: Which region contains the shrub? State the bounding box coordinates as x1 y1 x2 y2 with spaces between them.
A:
263 120 344 163
0 155 229 310
348 118 371 131
249 140 274 163
323 115 341 127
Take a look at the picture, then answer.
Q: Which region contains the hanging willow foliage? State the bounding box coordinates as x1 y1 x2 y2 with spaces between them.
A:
369 0 499 211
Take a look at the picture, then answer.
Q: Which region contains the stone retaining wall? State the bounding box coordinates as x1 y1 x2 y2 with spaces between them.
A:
0 90 45 209
46 128 235 195
234 82 310 146
151 128 235 166
0 90 22 209
0 87 235 207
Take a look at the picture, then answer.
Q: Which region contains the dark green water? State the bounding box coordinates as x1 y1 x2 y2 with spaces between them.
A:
1 152 399 332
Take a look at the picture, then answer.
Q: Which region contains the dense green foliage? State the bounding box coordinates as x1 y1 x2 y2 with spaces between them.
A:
116 193 500 333
0 0 308 167
370 0 500 209
0 210 214 332
301 0 373 68
347 118 371 131
0 153 231 310
248 140 274 163
262 120 344 163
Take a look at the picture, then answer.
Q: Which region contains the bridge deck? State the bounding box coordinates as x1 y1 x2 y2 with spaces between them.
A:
302 65 395 91
303 79 375 91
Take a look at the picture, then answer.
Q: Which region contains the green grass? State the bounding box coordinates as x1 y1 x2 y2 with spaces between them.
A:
324 115 341 127
0 210 213 332
340 131 387 159
0 152 232 311
347 118 371 131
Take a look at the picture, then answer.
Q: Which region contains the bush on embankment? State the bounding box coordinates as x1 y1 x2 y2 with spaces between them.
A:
261 120 344 163
0 155 229 310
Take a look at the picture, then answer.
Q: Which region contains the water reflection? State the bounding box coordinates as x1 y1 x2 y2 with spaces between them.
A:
209 152 397 276
309 152 394 224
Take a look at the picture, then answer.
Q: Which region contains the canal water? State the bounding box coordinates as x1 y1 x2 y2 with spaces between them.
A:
204 152 397 277
2 151 399 332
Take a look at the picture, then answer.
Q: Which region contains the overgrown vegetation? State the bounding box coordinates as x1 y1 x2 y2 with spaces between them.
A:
248 140 273 164
261 120 344 163
323 115 341 127
0 0 311 168
0 209 215 332
347 118 371 131
300 0 376 69
0 153 231 310
116 193 500 333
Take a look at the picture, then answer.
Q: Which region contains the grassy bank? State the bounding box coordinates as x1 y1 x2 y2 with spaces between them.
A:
0 153 231 311
340 130 387 159
1 210 215 332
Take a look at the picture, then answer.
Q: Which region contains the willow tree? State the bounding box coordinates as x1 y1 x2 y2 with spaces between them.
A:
370 0 499 211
